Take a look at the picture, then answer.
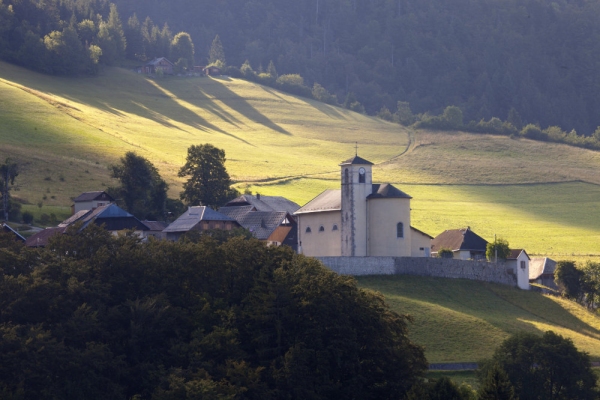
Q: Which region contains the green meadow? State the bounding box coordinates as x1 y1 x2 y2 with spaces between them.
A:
357 275 600 363
1 61 600 256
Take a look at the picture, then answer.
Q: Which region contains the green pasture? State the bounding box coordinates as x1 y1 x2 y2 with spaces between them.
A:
357 275 600 363
2 61 600 255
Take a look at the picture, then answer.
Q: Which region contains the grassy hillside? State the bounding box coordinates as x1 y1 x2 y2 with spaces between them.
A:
1 61 600 256
357 275 600 363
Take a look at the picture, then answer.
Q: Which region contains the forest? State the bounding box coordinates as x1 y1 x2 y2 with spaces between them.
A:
1 0 600 136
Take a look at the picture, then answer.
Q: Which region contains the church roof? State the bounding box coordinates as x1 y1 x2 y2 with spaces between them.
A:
368 184 412 199
431 227 488 252
295 189 342 214
340 155 374 165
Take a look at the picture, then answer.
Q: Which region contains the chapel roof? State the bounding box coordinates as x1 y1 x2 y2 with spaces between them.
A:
340 155 374 166
431 227 488 252
368 184 412 199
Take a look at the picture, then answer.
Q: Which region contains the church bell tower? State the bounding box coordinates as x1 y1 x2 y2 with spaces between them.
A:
340 154 373 256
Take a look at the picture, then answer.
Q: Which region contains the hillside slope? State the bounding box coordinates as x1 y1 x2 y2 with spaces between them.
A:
1 62 600 255
357 275 600 363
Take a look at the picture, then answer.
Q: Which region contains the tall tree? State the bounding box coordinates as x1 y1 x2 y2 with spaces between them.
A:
555 261 583 301
109 152 168 220
178 144 238 208
208 34 225 66
478 363 515 400
170 31 194 71
0 158 18 222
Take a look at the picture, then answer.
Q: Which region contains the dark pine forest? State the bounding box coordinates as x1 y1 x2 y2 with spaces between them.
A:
2 0 600 136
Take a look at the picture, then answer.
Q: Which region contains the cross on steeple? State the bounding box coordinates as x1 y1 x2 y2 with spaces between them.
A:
355 142 358 156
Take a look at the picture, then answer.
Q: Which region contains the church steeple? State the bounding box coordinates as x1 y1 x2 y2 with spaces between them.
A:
340 154 372 256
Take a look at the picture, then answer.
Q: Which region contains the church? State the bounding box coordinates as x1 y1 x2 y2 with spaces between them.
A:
294 155 432 257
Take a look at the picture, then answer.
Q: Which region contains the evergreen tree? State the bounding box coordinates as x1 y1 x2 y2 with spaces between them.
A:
208 34 225 66
478 364 515 400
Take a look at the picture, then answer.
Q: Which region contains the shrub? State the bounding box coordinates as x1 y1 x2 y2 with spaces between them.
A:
438 248 454 259
275 74 312 97
39 213 50 224
22 211 33 224
312 83 337 105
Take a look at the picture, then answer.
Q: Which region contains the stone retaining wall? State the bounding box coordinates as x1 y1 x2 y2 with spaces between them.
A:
317 256 517 287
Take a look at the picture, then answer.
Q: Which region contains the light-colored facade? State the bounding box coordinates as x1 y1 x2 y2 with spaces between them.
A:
507 249 530 290
295 155 431 257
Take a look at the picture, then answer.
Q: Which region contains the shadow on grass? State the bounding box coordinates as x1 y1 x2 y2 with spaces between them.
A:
359 275 600 343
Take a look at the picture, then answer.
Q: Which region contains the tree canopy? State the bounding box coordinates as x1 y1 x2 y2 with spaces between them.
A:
0 226 427 399
486 238 510 262
479 331 598 400
0 158 18 221
109 152 168 220
178 144 238 208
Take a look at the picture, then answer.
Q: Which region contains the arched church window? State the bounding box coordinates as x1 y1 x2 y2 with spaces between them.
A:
344 168 349 184
319 226 325 232
332 224 338 231
396 222 404 238
306 227 312 233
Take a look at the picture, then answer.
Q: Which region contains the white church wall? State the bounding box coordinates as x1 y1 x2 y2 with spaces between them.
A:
368 198 411 257
410 230 432 257
297 211 341 256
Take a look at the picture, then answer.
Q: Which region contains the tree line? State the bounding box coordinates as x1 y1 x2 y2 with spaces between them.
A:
3 0 600 139
555 260 600 311
0 227 597 399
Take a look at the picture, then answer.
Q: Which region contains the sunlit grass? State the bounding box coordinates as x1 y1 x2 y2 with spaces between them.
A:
357 275 600 363
2 61 600 256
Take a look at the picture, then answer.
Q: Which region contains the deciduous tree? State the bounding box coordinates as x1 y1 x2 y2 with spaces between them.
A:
178 144 238 208
486 238 510 262
0 158 18 222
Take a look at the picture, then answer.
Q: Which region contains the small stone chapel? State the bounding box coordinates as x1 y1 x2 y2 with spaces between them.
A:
294 155 432 257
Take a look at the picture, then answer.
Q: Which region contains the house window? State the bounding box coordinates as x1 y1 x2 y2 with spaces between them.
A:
319 226 325 232
520 260 526 269
332 224 338 231
306 227 312 233
396 222 404 238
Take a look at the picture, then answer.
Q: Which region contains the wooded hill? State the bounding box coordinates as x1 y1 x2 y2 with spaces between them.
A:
2 0 600 137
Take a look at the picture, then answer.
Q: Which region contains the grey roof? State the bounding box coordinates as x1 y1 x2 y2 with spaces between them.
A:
2 223 26 241
142 220 169 231
431 227 488 252
340 155 374 165
163 206 234 233
26 227 67 247
73 191 114 202
529 257 557 280
146 57 173 66
59 210 90 227
223 195 300 214
235 211 289 240
368 184 412 199
218 205 256 221
295 189 342 215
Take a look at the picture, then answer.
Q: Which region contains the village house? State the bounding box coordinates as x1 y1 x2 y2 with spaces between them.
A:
26 203 149 247
138 57 174 75
506 249 530 290
162 206 240 241
72 191 115 214
219 194 300 250
294 155 432 257
430 227 488 260
529 257 558 290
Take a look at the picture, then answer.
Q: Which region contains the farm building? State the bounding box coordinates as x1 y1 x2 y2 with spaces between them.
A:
72 191 115 214
139 57 174 75
162 206 240 241
430 227 488 260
